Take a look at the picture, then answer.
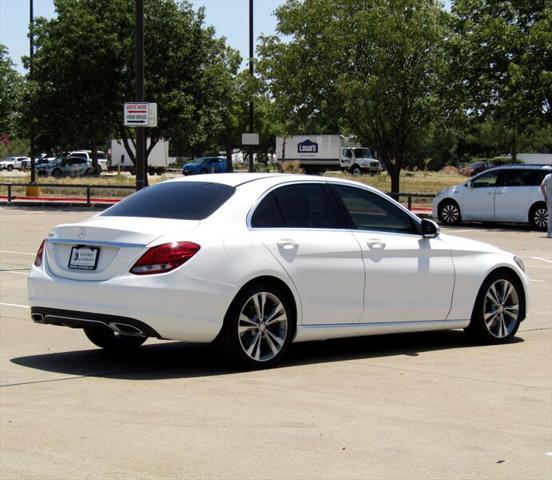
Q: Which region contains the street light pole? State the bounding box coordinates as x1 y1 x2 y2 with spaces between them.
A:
248 0 254 173
135 0 146 190
29 0 36 184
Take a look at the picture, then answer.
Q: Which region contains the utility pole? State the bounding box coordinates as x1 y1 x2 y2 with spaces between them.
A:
29 0 36 184
248 0 254 172
135 0 146 190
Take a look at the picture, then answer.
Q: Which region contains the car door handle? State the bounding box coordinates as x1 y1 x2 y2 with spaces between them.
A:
277 239 298 250
366 239 386 249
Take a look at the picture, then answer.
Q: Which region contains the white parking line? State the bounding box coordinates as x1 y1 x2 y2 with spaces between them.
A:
531 279 545 283
0 250 35 256
0 303 30 309
527 256 552 265
0 270 29 275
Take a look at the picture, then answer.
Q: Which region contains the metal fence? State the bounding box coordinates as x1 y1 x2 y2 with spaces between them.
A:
0 183 136 206
1 182 436 210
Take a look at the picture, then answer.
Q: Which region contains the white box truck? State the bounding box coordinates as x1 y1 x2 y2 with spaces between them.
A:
275 134 381 175
110 138 169 175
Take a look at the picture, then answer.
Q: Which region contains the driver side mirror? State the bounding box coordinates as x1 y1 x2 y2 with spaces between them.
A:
421 218 440 238
465 181 473 188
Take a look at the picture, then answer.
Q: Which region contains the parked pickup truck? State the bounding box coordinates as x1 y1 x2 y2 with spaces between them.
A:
182 156 227 175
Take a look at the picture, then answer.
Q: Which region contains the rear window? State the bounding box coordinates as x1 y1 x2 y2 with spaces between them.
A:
101 181 235 220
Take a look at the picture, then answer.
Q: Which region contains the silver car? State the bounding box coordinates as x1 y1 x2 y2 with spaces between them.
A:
37 156 97 178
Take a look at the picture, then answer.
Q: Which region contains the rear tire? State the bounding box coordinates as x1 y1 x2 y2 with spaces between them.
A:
529 202 548 231
465 271 523 344
52 168 62 178
84 327 146 351
216 282 295 369
438 200 462 226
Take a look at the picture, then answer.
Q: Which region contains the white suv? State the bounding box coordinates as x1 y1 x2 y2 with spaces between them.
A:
432 165 551 229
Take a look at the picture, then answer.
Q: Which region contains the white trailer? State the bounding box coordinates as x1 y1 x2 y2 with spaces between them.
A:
275 134 381 174
110 138 169 175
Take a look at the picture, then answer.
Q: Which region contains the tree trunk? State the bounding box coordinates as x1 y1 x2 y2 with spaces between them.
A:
90 140 99 173
389 164 400 195
511 132 518 163
225 142 234 173
119 127 136 165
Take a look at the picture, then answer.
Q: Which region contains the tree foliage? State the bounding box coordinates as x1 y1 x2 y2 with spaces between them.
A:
27 0 241 165
0 44 24 142
259 0 450 192
449 0 552 156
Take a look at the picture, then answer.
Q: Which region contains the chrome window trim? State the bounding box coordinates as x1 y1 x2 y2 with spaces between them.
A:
246 179 423 237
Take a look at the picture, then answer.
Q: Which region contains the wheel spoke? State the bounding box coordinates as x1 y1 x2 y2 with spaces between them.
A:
246 333 261 357
265 303 284 323
502 282 513 304
486 285 500 306
252 295 262 320
239 325 257 335
266 330 284 348
484 311 498 327
264 332 280 355
266 312 287 326
239 314 257 327
498 316 507 337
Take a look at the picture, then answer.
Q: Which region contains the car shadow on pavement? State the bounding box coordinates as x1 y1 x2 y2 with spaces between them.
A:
10 330 524 381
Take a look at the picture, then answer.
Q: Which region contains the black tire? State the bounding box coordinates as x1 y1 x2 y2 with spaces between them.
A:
148 167 156 176
52 168 62 178
85 168 93 176
7 165 13 171
156 168 164 175
529 202 548 231
199 168 208 174
350 165 362 176
438 200 462 226
215 282 295 369
465 271 524 345
84 327 147 351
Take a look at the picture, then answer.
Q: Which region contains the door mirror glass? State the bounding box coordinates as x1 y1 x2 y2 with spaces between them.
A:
421 218 439 238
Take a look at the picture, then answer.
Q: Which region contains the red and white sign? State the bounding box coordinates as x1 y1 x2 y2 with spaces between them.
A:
124 102 157 127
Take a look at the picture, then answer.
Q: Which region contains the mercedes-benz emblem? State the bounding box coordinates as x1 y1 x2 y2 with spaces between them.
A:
78 227 86 239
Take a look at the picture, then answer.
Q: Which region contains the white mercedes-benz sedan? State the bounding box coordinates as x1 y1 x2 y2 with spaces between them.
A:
28 173 529 368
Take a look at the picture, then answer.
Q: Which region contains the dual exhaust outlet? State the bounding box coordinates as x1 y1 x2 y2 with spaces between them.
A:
32 313 145 337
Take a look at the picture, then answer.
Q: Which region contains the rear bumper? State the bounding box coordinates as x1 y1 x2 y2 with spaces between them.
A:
28 264 236 343
31 306 162 338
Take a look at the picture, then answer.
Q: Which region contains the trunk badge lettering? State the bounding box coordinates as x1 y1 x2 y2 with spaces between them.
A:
78 228 86 239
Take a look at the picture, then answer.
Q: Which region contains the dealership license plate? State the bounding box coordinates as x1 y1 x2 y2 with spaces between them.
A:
68 246 100 270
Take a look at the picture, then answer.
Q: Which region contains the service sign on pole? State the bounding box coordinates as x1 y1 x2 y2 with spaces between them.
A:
242 133 259 145
124 102 157 127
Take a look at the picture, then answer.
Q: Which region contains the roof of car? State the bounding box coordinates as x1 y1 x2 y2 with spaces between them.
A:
487 164 552 170
165 172 384 190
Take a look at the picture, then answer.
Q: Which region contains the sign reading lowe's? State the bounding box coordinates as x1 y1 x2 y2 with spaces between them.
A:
297 139 318 154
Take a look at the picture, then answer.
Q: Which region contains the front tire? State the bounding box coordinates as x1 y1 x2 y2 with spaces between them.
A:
529 202 548 231
52 168 62 178
216 282 294 369
438 200 462 226
84 327 147 351
350 165 362 176
465 271 523 344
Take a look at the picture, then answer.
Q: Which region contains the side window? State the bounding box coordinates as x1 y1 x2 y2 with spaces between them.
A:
498 170 525 187
472 171 498 188
251 193 285 228
332 185 418 234
272 183 346 229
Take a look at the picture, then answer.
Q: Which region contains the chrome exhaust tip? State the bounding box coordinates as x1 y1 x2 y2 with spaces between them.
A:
108 322 144 337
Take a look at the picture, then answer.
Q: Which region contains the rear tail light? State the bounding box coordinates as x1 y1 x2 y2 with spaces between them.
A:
34 239 46 267
130 242 200 275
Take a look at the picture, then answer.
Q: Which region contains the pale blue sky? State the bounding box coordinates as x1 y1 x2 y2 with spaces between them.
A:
0 0 285 72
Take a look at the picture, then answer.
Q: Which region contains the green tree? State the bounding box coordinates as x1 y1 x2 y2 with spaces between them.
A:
449 0 552 160
0 45 24 144
258 0 450 192
28 0 241 169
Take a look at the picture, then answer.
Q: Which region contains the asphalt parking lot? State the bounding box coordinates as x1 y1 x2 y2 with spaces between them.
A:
0 206 550 480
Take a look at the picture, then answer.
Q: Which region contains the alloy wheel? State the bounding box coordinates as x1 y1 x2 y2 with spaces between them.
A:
238 292 288 362
483 279 519 339
441 204 460 224
533 207 548 229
